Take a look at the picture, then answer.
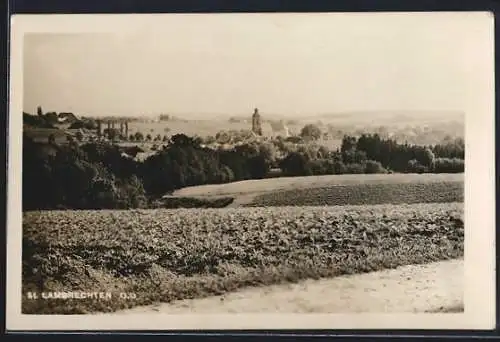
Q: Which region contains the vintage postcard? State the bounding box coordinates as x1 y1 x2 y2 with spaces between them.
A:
6 12 495 331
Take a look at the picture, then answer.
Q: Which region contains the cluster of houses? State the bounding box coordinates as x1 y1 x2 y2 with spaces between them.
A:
251 108 292 138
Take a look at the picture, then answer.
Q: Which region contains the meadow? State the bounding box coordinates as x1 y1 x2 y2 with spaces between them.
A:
23 202 463 314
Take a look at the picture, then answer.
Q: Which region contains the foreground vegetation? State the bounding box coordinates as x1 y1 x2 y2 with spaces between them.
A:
23 203 463 314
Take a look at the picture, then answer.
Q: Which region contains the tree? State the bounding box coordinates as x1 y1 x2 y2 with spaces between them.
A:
407 159 427 173
285 136 303 144
279 152 311 176
300 124 322 141
45 112 59 124
422 147 436 168
215 131 231 144
415 146 435 169
69 120 97 130
204 135 216 145
342 149 367 164
75 131 84 142
170 133 200 147
134 132 144 141
341 135 357 153
103 128 120 141
317 146 330 159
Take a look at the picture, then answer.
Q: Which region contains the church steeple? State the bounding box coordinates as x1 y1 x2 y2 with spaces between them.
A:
252 108 262 136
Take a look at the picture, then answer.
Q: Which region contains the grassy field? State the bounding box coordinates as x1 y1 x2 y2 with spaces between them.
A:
22 203 463 314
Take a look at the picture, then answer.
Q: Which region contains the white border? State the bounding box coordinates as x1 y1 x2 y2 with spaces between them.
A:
6 12 496 331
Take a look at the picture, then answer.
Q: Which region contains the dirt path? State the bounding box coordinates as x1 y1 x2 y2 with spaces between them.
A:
112 259 463 314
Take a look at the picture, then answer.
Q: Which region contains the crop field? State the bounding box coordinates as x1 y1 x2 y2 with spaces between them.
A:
174 173 464 200
23 203 463 314
246 181 463 207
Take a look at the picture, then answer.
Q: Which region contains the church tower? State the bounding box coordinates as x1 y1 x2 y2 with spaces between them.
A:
251 108 263 136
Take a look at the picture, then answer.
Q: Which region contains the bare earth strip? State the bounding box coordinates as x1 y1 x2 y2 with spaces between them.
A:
111 259 463 315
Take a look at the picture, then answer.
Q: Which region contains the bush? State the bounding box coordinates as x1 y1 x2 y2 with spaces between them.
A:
307 159 328 175
345 163 366 174
364 160 387 174
329 160 347 174
115 175 148 209
342 149 367 164
433 158 465 173
406 159 428 174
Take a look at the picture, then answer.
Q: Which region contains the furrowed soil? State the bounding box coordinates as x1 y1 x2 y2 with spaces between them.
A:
110 259 463 314
246 181 463 207
22 203 463 314
172 173 464 207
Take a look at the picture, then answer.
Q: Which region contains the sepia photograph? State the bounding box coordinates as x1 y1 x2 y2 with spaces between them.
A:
6 12 495 330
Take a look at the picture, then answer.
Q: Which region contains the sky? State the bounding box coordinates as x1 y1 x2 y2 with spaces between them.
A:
22 13 489 118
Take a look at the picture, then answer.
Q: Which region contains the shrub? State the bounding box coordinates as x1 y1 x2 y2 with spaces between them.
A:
329 160 347 174
115 175 148 209
307 159 328 175
345 163 366 174
364 160 387 174
406 159 428 174
433 158 465 173
342 149 367 164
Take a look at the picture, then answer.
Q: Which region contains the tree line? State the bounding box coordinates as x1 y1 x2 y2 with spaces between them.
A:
23 131 464 211
279 133 463 177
